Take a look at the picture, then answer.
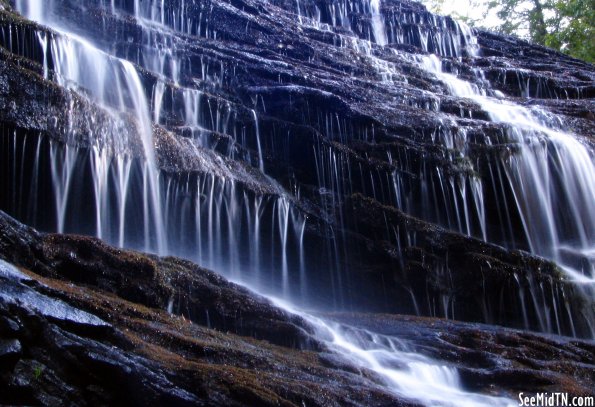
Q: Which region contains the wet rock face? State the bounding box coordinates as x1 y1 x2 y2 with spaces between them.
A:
0 0 593 337
0 210 315 349
0 212 593 405
0 0 594 401
0 263 224 406
0 212 410 406
477 30 595 100
344 194 593 337
327 313 595 397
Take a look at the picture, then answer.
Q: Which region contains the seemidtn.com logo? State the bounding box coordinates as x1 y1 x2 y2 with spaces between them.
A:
518 393 594 407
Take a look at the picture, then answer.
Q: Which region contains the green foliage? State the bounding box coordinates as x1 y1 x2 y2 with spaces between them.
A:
545 0 595 62
486 0 551 43
486 0 594 62
33 365 44 380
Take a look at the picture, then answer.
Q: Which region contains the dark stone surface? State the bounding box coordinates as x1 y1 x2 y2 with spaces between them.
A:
325 313 595 397
0 211 593 405
0 210 315 350
0 338 21 366
0 211 409 406
0 0 593 335
0 0 593 403
344 193 593 336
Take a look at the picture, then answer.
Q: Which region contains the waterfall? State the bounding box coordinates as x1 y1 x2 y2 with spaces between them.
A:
269 297 514 407
370 0 388 46
3 0 593 403
14 0 167 253
418 53 595 282
252 110 265 174
5 0 591 328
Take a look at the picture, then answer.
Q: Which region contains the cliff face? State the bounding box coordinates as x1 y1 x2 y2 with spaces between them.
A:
0 0 592 337
0 211 399 406
1 211 594 405
0 0 593 401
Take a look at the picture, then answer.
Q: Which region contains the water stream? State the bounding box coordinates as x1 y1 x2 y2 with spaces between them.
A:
4 0 593 404
418 54 595 282
268 297 514 407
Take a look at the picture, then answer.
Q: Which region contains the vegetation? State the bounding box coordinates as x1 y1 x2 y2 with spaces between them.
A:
33 365 44 380
541 0 594 63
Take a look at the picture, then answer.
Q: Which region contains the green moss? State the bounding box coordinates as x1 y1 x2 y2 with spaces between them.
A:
33 365 44 380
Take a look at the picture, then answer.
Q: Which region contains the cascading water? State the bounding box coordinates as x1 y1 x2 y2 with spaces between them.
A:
301 0 594 334
417 54 595 279
270 297 515 407
252 110 265 173
356 4 594 334
14 0 168 254
369 0 387 46
2 0 593 403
